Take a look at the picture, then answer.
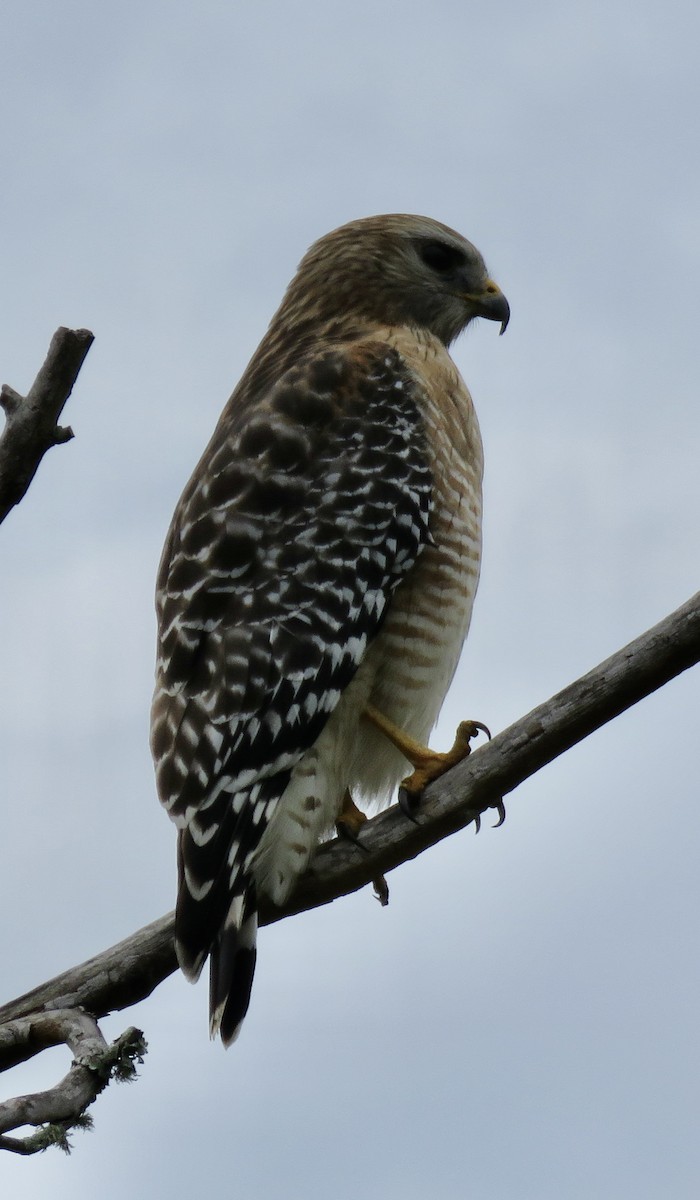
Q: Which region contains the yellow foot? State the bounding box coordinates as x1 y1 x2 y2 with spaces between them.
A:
363 704 490 813
336 790 390 907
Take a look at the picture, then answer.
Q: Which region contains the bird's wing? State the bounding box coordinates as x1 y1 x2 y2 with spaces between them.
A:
151 341 433 935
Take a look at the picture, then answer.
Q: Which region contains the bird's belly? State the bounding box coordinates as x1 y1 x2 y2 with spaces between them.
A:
346 325 484 802
349 508 481 803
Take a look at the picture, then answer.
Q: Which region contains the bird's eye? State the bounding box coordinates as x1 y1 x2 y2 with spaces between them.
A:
418 239 466 274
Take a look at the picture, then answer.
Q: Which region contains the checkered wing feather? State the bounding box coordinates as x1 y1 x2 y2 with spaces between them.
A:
151 341 433 1040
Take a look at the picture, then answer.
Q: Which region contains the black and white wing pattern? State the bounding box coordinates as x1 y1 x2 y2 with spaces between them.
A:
151 341 433 1043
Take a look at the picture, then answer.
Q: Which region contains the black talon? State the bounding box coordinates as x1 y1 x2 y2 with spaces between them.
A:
336 821 370 853
492 799 506 828
398 787 422 825
473 812 482 834
473 720 491 741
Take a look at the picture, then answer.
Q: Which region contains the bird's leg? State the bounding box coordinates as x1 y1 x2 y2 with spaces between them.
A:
336 790 369 844
336 790 390 907
363 703 490 814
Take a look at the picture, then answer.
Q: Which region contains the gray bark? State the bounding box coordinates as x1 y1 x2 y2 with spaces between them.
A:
0 327 93 523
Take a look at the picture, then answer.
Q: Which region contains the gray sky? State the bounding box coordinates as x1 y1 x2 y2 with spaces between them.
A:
2 1 699 1196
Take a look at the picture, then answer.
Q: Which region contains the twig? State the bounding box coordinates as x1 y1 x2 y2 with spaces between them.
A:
0 327 94 524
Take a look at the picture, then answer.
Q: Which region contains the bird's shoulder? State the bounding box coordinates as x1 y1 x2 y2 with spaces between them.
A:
161 333 432 554
154 333 437 683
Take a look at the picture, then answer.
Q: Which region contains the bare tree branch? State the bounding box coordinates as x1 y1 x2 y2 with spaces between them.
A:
1 588 698 1151
0 327 94 524
0 1011 145 1155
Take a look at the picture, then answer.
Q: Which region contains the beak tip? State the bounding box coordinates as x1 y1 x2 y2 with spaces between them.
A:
478 280 510 335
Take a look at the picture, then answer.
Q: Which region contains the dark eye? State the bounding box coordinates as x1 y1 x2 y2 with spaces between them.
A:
418 239 466 273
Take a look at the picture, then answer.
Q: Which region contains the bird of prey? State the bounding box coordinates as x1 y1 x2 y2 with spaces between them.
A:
151 214 509 1045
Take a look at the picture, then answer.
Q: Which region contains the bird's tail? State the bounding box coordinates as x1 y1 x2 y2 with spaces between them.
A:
175 824 259 1047
208 889 259 1047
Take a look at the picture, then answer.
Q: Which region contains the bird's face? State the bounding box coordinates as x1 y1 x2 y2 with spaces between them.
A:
394 218 510 344
291 214 510 347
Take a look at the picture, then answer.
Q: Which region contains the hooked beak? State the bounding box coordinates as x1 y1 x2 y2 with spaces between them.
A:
463 278 510 334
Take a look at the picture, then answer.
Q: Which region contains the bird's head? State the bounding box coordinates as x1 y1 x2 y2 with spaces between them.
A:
283 213 509 347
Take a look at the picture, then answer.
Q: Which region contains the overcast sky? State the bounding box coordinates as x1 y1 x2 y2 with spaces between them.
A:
2 2 699 1196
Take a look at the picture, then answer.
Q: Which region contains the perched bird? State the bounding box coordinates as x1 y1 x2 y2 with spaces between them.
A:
151 214 509 1045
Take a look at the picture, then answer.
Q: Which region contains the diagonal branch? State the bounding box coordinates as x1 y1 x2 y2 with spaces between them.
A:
1 588 698 1044
0 590 698 1151
0 327 94 524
